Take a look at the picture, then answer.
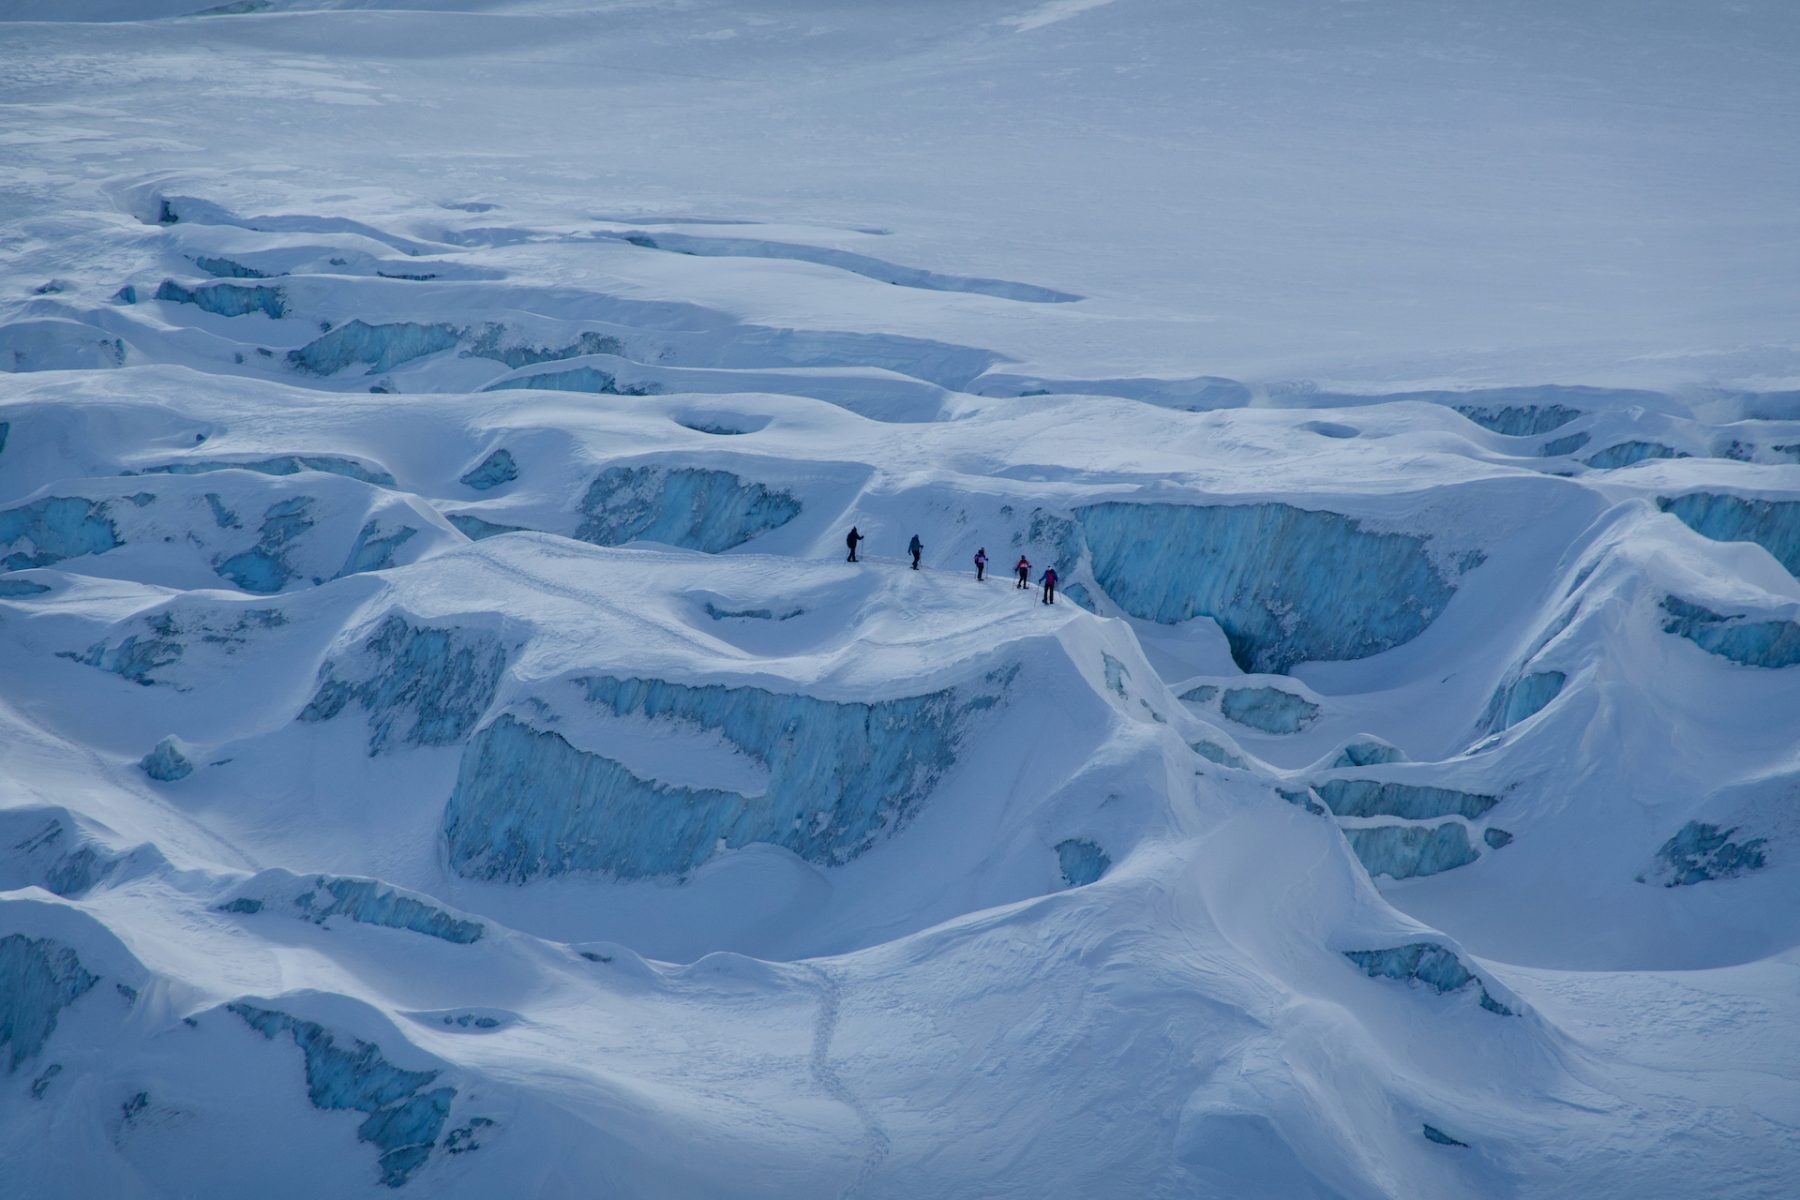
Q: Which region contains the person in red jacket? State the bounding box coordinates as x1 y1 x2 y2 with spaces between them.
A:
974 547 988 581
1015 555 1031 590
1040 566 1057 604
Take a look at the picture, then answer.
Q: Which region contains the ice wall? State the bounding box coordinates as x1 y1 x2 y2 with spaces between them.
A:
221 875 484 943
213 497 315 593
1343 943 1514 1015
142 455 396 487
229 1003 456 1187
153 279 286 320
1658 494 1800 577
1074 502 1455 673
1584 441 1685 469
337 521 418 577
574 465 801 553
1660 597 1800 669
1219 686 1319 734
140 735 194 781
1646 822 1768 886
1055 838 1110 887
0 496 121 571
1316 781 1497 821
444 670 1006 881
288 321 460 376
0 935 98 1071
1479 670 1566 733
458 450 516 492
300 616 507 755
1345 824 1479 879
1455 404 1581 435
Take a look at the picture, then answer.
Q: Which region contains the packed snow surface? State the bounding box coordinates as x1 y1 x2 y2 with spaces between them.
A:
3 0 1799 1196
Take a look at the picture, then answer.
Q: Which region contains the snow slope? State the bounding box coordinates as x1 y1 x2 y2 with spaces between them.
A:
3 1 1799 1196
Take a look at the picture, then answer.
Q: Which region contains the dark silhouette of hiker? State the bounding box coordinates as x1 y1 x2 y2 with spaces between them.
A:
974 547 988 581
908 534 923 570
846 526 865 562
1015 555 1031 589
1040 566 1057 604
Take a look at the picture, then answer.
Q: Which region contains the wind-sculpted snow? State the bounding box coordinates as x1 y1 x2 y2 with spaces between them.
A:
221 874 484 944
0 935 98 1071
1646 822 1768 887
574 465 801 553
1055 839 1110 887
153 279 286 320
213 497 314 592
1658 494 1800 577
300 616 507 755
0 496 121 571
444 671 1005 882
1660 597 1800 669
458 450 516 492
1455 404 1582 436
1219 685 1319 734
1316 781 1498 821
1479 670 1566 733
0 319 126 372
288 320 460 376
1345 824 1480 879
229 1004 456 1188
141 454 395 487
1074 502 1456 673
139 735 194 781
1343 943 1514 1016
445 513 523 541
1584 441 1686 469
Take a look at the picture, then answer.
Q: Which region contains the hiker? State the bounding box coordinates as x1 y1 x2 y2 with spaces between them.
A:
1040 566 1057 604
846 526 865 562
908 533 924 570
1015 555 1031 589
974 547 988 581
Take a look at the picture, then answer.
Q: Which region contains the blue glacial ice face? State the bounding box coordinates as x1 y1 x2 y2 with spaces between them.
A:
1345 824 1480 879
461 325 622 369
0 419 9 455
0 811 123 896
444 670 1008 882
1342 942 1513 1015
0 578 50 597
1190 740 1247 768
300 616 507 755
142 454 396 487
0 496 122 571
1316 781 1497 820
337 521 419 577
153 279 286 319
1539 431 1591 457
484 366 655 396
59 606 285 687
1658 494 1800 578
0 935 99 1071
288 320 461 376
1179 684 1218 704
1073 502 1456 674
193 255 269 279
1647 821 1768 887
446 513 525 541
213 497 315 593
1055 838 1111 887
229 1004 456 1188
458 449 517 492
575 465 801 553
1422 1124 1470 1147
205 493 241 529
1583 441 1686 469
1455 403 1582 435
1328 739 1406 768
222 876 483 944
140 736 194 782
1479 670 1566 733
1660 597 1800 669
1219 686 1319 734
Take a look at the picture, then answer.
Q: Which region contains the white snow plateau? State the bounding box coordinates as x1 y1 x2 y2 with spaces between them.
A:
1 1 1798 1196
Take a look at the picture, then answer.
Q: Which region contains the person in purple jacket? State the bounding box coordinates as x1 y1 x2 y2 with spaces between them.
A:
974 547 988 581
1040 566 1057 604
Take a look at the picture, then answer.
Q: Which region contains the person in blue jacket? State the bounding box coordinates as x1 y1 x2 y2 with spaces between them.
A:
908 533 923 570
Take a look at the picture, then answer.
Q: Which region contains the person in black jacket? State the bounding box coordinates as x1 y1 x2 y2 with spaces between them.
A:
908 533 924 570
846 526 865 562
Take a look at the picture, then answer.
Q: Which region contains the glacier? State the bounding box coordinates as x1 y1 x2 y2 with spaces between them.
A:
445 670 1006 881
0 496 121 571
1342 942 1513 1016
1345 824 1481 880
1646 822 1768 887
1073 501 1457 673
139 735 194 781
1658 494 1800 577
1660 597 1800 669
300 616 508 755
574 465 801 552
1218 685 1320 734
0 935 98 1071
1315 781 1499 822
221 874 484 944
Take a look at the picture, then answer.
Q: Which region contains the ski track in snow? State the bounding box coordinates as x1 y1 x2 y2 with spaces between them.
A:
807 965 891 1197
